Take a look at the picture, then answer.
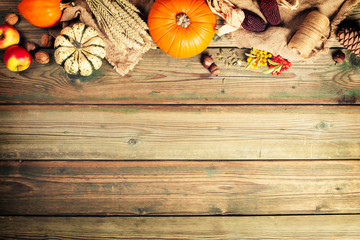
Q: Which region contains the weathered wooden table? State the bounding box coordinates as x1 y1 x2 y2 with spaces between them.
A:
1 1 360 239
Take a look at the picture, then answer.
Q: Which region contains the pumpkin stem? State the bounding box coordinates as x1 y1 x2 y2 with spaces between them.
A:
176 13 190 28
60 2 75 11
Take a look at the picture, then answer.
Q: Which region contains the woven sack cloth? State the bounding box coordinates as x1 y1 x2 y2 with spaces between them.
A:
56 0 359 74
57 0 155 76
229 0 360 62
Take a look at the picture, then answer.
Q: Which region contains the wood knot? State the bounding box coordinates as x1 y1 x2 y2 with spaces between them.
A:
338 94 357 104
128 138 137 145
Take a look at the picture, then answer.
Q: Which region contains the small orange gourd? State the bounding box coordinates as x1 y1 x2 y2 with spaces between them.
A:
148 0 216 58
18 0 72 28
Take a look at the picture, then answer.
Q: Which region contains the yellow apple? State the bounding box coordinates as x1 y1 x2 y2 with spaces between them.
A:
4 45 31 72
0 24 20 50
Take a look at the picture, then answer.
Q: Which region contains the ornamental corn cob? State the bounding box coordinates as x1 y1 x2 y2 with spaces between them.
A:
258 0 281 25
241 10 267 32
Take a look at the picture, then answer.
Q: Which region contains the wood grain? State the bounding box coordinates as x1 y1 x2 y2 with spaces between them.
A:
0 2 359 105
0 47 359 104
1 3 359 238
1 105 359 160
1 160 359 215
1 215 360 239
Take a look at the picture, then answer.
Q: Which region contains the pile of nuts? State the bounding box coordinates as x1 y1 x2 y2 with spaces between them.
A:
201 54 220 76
25 33 54 64
5 13 53 65
216 48 242 67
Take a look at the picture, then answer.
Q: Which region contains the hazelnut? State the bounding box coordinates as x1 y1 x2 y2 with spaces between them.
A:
41 33 54 48
5 13 18 25
35 51 50 64
25 41 38 52
201 55 214 68
209 63 220 76
333 51 345 65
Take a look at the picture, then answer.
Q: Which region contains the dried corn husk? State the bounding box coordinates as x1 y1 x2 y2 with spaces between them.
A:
279 0 299 10
206 0 245 36
85 0 155 53
207 0 300 37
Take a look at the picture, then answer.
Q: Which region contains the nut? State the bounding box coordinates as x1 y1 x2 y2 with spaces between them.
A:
333 50 345 65
201 55 214 68
209 63 220 76
41 34 54 48
5 13 18 25
35 51 50 64
25 41 38 52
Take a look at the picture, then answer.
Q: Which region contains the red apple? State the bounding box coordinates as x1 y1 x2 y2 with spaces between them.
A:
4 45 31 72
0 24 20 50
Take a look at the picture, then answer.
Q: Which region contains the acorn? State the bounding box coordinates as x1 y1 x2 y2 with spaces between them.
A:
209 63 220 76
201 54 214 68
333 50 345 65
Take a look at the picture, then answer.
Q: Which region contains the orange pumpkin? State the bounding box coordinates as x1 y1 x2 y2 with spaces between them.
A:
148 0 216 58
18 0 71 28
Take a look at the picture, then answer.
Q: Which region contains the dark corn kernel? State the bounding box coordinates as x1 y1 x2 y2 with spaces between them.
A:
258 0 281 26
241 10 267 32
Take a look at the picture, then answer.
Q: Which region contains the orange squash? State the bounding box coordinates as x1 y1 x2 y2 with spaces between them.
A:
18 0 71 28
148 0 216 58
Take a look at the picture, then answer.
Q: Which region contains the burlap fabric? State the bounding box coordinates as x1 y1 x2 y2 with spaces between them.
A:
57 0 155 76
56 0 359 76
230 0 360 61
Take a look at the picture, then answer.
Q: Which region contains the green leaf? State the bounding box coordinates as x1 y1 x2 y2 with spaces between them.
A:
268 59 280 65
263 68 275 74
245 58 257 70
245 53 256 58
263 65 282 74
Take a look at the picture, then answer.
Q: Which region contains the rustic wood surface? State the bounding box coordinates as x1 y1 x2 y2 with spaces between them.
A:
1 160 360 215
1 47 360 104
0 105 359 160
1 215 360 239
0 2 359 105
0 0 360 239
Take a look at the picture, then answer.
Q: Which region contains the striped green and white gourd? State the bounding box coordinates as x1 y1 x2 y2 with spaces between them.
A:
54 23 106 76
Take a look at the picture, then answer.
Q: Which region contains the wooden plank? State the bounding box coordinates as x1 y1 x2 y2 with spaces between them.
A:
0 2 359 105
0 47 359 104
1 215 360 239
0 105 359 160
1 160 359 215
